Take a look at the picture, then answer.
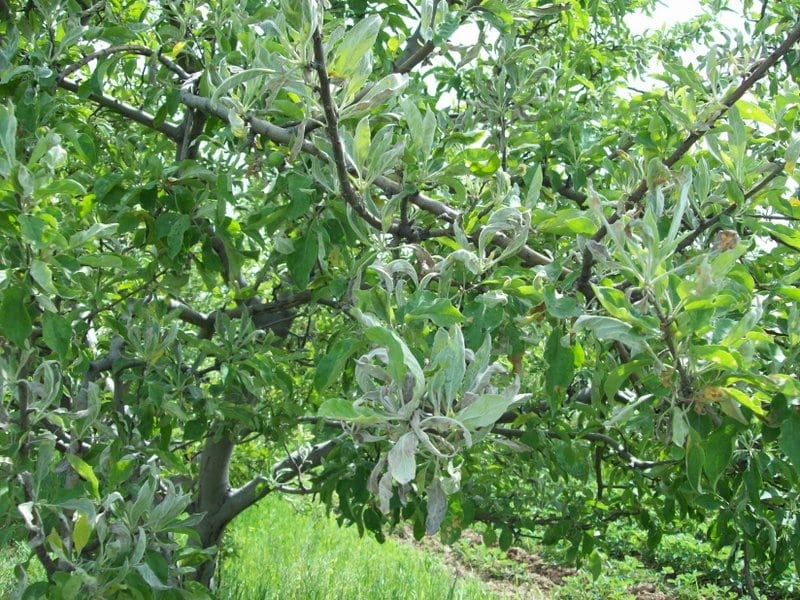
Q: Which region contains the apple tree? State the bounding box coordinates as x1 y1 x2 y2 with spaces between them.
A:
1 0 800 597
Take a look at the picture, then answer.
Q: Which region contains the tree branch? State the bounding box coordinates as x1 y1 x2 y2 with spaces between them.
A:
60 55 553 266
311 29 387 232
492 426 678 470
214 438 339 529
577 22 800 296
57 44 190 82
56 77 182 140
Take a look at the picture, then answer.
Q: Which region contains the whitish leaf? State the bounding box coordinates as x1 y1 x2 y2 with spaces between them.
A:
367 455 387 496
228 110 248 138
457 393 514 430
330 15 382 79
378 471 393 513
573 315 644 353
211 68 276 103
387 432 418 484
0 103 17 176
365 326 425 401
136 563 170 590
354 116 371 172
425 477 448 535
17 502 35 529
341 73 408 119
68 223 119 248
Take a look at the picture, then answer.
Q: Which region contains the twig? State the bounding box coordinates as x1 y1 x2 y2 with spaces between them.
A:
311 28 385 232
57 44 190 82
56 77 182 140
492 426 678 470
675 161 784 253
576 22 800 296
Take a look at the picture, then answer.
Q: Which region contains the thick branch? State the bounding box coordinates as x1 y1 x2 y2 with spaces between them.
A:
196 429 234 523
57 77 182 140
214 438 339 529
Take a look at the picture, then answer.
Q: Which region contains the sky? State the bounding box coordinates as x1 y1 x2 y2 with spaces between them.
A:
625 0 746 35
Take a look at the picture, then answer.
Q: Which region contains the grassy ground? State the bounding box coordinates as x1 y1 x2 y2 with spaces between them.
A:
217 495 503 600
3 497 798 599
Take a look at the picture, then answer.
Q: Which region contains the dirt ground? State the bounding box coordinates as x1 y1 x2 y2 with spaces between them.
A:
398 528 672 600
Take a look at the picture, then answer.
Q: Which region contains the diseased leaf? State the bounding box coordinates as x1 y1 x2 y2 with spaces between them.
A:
457 393 514 430
425 477 448 535
573 315 645 353
330 14 382 78
387 432 417 484
365 326 425 401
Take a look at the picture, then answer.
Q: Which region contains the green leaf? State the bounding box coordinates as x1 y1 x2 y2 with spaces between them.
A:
498 525 513 552
211 67 277 103
317 398 384 424
533 208 595 235
458 148 500 176
72 511 92 555
779 413 800 473
167 214 191 259
288 228 318 289
691 345 739 370
66 455 100 500
722 387 764 416
543 285 581 318
405 297 463 327
77 254 123 268
544 329 574 403
587 549 603 580
42 312 71 359
30 259 57 295
314 337 360 393
353 116 371 171
685 433 705 492
0 283 32 346
702 425 734 489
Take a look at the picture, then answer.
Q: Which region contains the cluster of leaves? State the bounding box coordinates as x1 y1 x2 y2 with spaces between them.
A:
0 0 800 597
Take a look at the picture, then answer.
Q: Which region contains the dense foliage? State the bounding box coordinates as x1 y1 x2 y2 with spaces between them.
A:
1 0 800 597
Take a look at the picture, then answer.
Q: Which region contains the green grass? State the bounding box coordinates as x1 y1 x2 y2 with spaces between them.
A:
0 541 45 598
217 495 502 600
